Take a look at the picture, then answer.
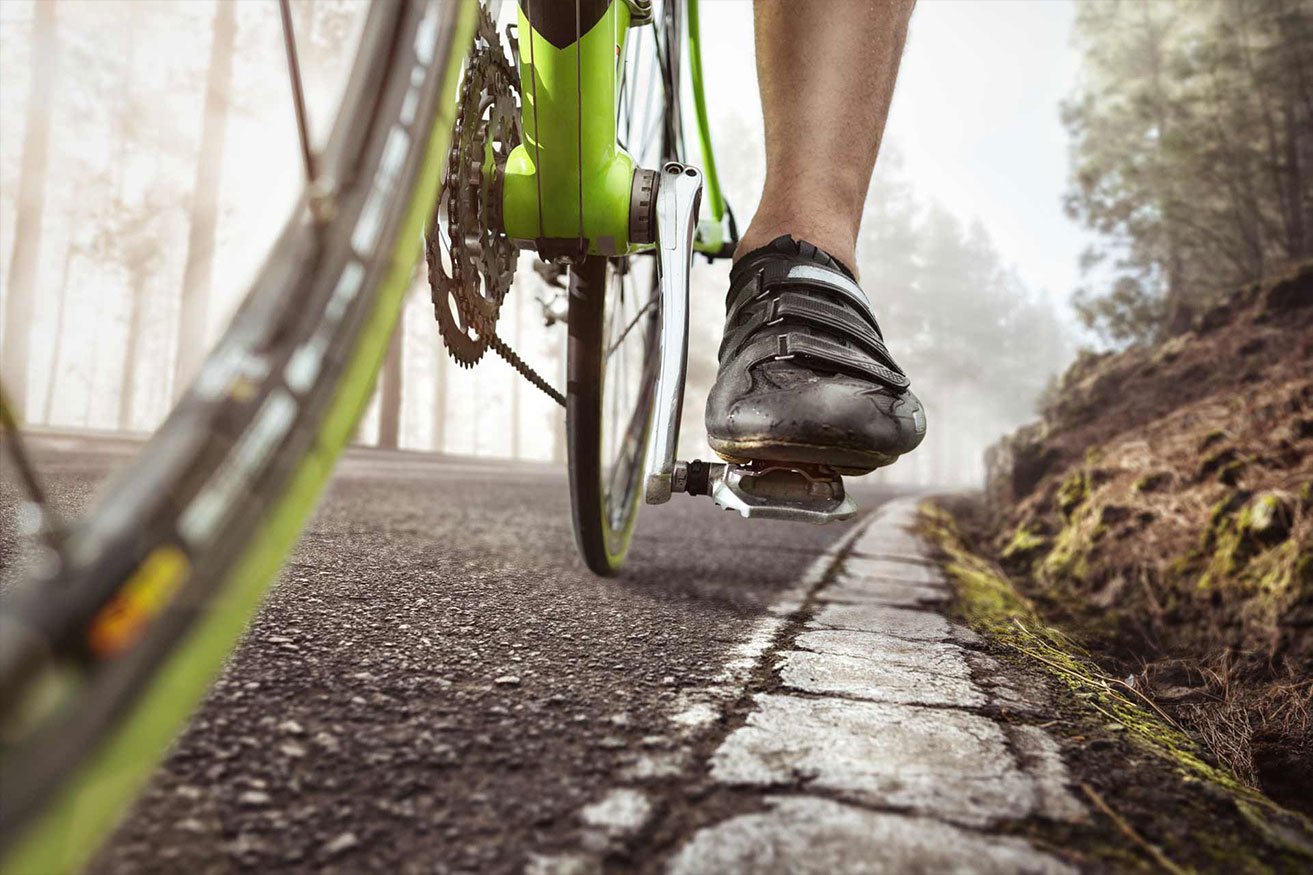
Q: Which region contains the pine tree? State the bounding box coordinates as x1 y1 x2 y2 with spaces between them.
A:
2 0 58 421
173 0 236 397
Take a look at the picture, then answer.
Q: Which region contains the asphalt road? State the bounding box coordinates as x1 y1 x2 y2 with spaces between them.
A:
0 437 899 873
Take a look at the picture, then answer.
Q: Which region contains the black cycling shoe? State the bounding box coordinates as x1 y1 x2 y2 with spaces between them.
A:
704 235 926 474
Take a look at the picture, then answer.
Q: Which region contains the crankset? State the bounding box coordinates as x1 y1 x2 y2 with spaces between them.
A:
641 164 857 525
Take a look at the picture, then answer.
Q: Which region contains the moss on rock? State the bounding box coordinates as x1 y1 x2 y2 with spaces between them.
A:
1056 470 1088 520
920 502 1313 867
1199 446 1241 481
1198 492 1300 592
1000 524 1051 570
1132 471 1173 494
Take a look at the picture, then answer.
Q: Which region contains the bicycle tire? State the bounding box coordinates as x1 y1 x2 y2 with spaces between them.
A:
0 2 474 870
566 0 681 575
566 257 658 574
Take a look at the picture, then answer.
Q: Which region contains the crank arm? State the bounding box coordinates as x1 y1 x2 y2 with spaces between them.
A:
643 163 703 504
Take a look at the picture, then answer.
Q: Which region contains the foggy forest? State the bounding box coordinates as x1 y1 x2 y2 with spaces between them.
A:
3 0 1308 486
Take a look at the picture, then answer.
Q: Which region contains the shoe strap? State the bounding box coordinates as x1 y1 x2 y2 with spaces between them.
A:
740 333 911 391
726 261 875 326
720 292 897 371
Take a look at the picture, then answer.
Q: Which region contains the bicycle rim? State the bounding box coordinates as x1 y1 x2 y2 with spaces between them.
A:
566 0 680 575
0 2 474 870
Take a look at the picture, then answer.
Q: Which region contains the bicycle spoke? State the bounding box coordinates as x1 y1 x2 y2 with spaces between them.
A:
605 296 657 360
278 0 332 221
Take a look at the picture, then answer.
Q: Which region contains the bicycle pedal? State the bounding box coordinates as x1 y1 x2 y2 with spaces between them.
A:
669 459 857 524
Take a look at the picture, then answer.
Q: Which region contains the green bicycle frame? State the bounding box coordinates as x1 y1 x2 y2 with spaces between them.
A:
500 0 728 257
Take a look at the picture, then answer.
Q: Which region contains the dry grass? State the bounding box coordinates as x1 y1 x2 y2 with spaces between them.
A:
979 266 1313 813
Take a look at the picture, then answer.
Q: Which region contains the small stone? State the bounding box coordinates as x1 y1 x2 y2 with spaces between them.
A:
229 832 267 858
280 742 308 758
175 784 203 800
322 831 360 857
580 788 653 836
495 675 521 686
597 735 627 749
1246 492 1293 544
238 790 271 807
278 719 305 735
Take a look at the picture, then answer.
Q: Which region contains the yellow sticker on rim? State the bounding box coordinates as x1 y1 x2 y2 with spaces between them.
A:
88 545 191 658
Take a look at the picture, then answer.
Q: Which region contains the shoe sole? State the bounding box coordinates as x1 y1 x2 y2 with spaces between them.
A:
707 437 900 476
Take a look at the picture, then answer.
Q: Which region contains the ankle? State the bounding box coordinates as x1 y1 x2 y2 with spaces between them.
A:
735 198 858 274
735 222 858 278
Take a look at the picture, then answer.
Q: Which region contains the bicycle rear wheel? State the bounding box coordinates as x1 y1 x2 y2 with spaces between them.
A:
566 0 682 575
0 2 473 870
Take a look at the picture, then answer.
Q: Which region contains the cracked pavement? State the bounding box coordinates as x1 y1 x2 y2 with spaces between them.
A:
3 440 1086 872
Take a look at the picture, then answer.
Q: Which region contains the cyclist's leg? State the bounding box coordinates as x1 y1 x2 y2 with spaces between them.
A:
704 0 924 475
738 0 915 274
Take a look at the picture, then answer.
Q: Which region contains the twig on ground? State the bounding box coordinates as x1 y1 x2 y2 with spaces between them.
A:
1081 783 1190 875
1013 618 1188 734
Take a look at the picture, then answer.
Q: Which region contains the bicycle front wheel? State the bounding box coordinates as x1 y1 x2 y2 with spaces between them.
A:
0 2 473 870
566 0 682 575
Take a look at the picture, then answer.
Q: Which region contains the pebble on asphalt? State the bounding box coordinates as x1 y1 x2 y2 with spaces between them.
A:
322 831 360 857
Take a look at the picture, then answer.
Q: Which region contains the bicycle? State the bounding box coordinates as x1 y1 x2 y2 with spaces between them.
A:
0 1 859 869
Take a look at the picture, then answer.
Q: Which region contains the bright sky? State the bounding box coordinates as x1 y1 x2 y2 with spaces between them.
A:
696 0 1089 314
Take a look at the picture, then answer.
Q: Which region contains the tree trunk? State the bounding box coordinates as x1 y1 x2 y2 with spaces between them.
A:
41 246 75 425
1284 101 1307 261
118 270 149 431
552 328 567 464
1139 2 1191 335
433 335 447 453
511 290 523 459
115 21 142 431
172 0 236 398
470 366 480 454
378 318 403 449
2 0 58 422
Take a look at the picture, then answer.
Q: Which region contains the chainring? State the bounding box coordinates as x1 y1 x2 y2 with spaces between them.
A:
426 9 521 367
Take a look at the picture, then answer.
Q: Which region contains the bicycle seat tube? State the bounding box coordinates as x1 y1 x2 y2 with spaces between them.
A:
500 0 651 257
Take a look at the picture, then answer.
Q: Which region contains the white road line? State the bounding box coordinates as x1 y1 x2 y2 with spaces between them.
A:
524 510 874 872
530 497 1088 874
671 497 1085 873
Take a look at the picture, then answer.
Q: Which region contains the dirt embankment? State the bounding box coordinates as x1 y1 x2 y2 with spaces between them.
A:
974 263 1313 814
